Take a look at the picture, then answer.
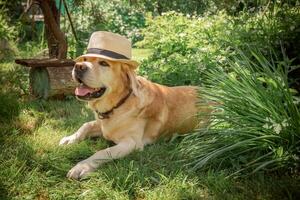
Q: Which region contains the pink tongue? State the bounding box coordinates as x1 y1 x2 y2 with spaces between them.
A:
75 86 94 96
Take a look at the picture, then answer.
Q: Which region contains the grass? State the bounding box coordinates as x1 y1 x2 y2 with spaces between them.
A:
1 98 299 200
0 98 206 199
0 47 299 199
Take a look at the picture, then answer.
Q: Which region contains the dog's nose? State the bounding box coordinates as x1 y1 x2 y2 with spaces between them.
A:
75 63 87 72
74 63 88 79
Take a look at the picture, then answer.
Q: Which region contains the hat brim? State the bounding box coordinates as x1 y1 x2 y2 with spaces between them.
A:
74 53 139 69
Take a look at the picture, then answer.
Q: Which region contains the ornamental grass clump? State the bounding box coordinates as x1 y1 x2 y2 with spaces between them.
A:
180 50 300 176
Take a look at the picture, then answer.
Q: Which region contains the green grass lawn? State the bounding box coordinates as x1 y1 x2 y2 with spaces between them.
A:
0 49 299 199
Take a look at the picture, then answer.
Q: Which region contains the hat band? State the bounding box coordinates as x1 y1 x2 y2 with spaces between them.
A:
87 48 129 60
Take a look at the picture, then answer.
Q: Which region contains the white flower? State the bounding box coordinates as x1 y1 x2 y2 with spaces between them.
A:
273 123 282 134
263 117 289 134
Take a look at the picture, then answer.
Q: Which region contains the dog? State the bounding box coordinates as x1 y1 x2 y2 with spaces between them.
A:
59 32 211 179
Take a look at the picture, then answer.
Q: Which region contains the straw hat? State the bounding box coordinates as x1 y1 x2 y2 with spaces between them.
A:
75 31 139 68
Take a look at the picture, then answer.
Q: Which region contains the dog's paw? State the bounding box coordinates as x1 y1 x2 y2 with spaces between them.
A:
59 135 78 145
67 161 95 180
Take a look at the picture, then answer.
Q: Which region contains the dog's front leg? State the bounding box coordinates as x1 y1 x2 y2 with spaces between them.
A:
59 120 102 145
67 137 142 179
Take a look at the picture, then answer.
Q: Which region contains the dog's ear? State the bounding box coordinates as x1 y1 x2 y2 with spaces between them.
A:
122 64 140 97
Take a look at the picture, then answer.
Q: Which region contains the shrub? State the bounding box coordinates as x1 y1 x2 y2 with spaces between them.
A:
0 14 16 41
131 0 211 15
129 0 293 16
179 50 300 176
66 0 145 55
137 6 300 86
137 11 237 85
101 1 146 44
0 13 18 59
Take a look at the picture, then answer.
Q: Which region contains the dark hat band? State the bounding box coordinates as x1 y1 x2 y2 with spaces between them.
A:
87 48 129 60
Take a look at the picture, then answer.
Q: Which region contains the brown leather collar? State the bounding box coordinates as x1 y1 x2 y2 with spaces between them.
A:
96 88 132 119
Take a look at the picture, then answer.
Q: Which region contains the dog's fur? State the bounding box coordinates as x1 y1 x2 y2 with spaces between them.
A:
59 57 211 179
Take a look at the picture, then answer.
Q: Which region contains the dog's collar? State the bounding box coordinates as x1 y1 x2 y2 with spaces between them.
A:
96 88 132 119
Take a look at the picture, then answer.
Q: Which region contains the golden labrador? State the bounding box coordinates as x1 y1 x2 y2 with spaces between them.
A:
59 57 211 179
59 32 211 179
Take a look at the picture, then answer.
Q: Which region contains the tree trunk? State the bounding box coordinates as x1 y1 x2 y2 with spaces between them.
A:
36 0 67 59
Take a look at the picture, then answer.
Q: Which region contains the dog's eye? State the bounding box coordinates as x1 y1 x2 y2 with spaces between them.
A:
83 57 87 61
98 61 109 67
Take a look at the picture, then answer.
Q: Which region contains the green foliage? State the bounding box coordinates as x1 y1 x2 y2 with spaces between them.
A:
66 0 145 54
0 0 23 20
131 0 212 15
130 0 292 16
0 12 18 60
100 1 145 44
232 6 300 63
137 6 300 86
1 1 300 198
137 11 236 85
180 50 300 175
0 14 16 41
0 43 299 199
202 0 299 15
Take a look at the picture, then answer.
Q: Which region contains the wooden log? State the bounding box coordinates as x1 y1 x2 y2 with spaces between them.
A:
29 65 76 99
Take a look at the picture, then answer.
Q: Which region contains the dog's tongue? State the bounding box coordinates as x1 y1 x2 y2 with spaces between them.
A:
75 85 94 96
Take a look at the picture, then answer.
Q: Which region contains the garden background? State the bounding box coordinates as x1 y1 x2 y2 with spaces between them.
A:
0 0 300 199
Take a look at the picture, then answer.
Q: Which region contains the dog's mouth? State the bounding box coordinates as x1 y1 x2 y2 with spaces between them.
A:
75 80 106 100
